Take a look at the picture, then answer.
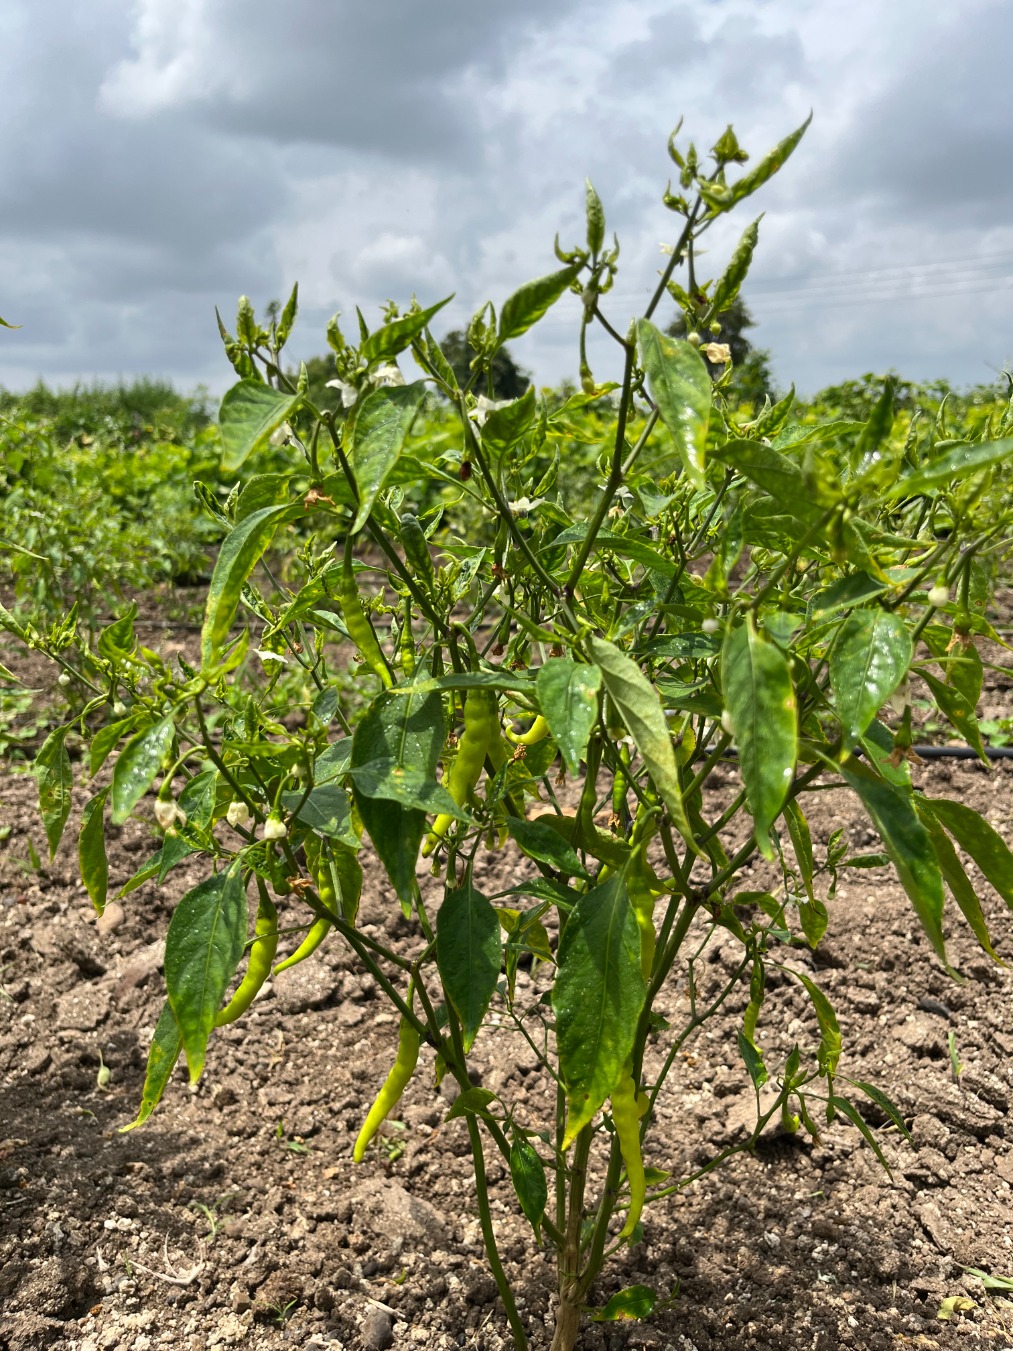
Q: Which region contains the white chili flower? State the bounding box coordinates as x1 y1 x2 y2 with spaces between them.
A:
370 363 405 389
507 497 546 515
226 800 253 830
254 648 289 666
469 395 511 428
927 583 950 608
154 798 186 832
269 421 294 447
262 815 288 841
700 342 732 365
325 378 360 408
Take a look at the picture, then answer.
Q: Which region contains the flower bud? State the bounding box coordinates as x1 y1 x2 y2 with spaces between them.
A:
58 671 72 687
154 798 186 832
226 800 253 830
701 617 720 635
927 583 949 608
721 709 735 737
263 815 287 841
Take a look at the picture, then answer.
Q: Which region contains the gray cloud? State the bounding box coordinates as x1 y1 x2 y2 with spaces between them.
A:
1 0 1010 396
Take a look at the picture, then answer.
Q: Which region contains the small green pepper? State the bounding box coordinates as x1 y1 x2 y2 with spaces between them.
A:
611 1060 649 1240
214 890 278 1026
398 512 435 587
339 535 392 689
353 1016 421 1162
274 859 336 974
423 688 502 855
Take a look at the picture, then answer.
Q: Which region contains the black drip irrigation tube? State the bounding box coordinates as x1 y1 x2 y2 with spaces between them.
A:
904 744 1013 761
719 743 1013 763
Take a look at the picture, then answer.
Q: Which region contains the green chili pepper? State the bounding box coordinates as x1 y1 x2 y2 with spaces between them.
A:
423 687 501 855
398 602 416 678
398 512 435 587
353 1016 420 1162
339 535 392 689
274 857 337 975
214 890 278 1026
507 714 549 747
611 1060 649 1240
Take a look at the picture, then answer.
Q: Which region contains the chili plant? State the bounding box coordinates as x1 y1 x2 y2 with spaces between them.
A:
9 116 1013 1351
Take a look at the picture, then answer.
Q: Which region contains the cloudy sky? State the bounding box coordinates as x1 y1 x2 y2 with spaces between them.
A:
2 0 1011 399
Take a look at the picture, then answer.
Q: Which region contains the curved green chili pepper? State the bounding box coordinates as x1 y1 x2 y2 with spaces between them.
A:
611 1060 649 1240
214 890 278 1026
274 859 336 975
353 1016 421 1162
339 535 392 689
506 714 549 746
423 687 501 855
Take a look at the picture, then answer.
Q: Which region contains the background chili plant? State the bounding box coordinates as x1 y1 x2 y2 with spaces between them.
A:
7 115 1013 1351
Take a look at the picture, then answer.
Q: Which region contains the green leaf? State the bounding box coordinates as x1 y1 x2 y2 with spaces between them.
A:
119 1000 183 1133
89 716 138 777
445 1086 499 1121
78 789 109 913
919 797 1013 910
0 314 21 328
698 112 812 214
164 864 248 1083
591 1286 658 1322
201 504 291 670
635 319 711 488
97 605 138 663
545 525 678 577
959 1267 1013 1292
809 572 888 622
860 717 912 789
346 760 469 819
886 437 1013 499
784 968 841 1077
830 610 912 747
854 379 895 477
835 757 946 961
351 687 446 911
717 439 819 519
498 263 580 343
359 296 453 365
281 785 358 845
504 815 589 879
219 380 302 472
783 799 815 903
110 715 174 825
437 880 502 1052
588 636 695 851
721 620 797 858
917 667 987 763
34 725 72 859
348 382 427 532
738 1027 767 1091
480 385 536 459
845 1079 913 1143
509 1136 548 1241
827 1095 892 1177
553 873 646 1150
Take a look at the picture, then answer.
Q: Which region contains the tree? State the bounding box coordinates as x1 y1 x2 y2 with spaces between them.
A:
668 296 775 407
438 329 530 400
